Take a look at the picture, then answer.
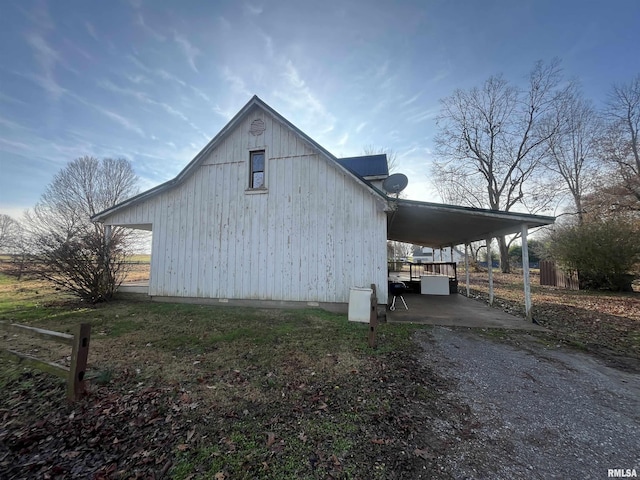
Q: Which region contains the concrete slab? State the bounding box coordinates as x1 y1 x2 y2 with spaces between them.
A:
386 293 547 331
118 281 149 294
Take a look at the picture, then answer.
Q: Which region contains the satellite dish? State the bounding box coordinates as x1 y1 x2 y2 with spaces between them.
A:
382 173 408 195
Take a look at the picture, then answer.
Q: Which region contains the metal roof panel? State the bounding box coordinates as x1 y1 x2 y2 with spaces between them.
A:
337 154 389 178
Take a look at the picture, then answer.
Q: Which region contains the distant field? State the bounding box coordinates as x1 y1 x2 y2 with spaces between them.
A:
126 254 151 263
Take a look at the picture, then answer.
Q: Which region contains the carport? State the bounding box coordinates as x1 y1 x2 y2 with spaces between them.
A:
386 198 555 322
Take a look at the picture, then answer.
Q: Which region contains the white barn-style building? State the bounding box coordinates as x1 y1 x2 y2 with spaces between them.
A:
93 96 389 307
93 96 555 317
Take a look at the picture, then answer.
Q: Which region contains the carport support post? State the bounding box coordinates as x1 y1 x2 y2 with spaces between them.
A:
103 225 112 271
464 243 470 297
486 238 494 306
521 224 533 322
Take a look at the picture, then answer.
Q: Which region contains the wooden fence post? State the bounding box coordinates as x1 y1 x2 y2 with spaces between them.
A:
369 284 378 349
68 323 91 400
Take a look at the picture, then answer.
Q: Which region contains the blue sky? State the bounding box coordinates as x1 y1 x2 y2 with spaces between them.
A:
1 0 639 218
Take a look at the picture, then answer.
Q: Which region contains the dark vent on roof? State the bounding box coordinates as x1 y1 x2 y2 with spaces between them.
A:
337 154 389 178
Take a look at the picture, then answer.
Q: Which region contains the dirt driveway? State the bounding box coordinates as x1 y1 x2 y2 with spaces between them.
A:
416 327 640 479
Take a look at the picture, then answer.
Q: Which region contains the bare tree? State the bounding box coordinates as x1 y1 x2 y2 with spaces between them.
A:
433 59 565 272
363 145 398 173
25 156 139 302
0 214 21 253
387 240 412 260
598 74 640 211
543 85 600 224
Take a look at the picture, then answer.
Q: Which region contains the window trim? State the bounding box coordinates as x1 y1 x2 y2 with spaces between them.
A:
248 149 266 190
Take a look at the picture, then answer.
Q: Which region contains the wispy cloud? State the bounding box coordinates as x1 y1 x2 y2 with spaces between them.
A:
84 21 99 42
62 88 146 137
0 92 27 106
400 92 421 107
22 71 67 99
0 115 30 130
21 2 54 30
337 132 349 146
280 60 325 116
243 3 263 16
99 78 209 139
136 13 166 41
406 107 438 123
173 32 200 72
272 58 336 136
128 55 212 104
212 104 236 120
25 32 65 99
374 60 389 80
371 98 388 114
221 66 252 97
98 79 147 101
155 68 188 87
355 122 367 133
258 34 334 132
430 69 449 84
97 107 145 137
0 137 39 152
218 16 232 30
64 38 94 62
125 73 149 84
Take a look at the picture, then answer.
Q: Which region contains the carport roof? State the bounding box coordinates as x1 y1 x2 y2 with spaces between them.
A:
387 198 555 247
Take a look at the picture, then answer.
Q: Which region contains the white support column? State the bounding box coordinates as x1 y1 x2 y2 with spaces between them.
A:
521 224 533 322
104 225 112 245
449 245 454 262
486 238 494 306
464 243 470 297
103 224 113 271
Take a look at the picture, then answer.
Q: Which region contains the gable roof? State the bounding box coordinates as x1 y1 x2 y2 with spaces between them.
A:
92 95 386 222
336 154 389 179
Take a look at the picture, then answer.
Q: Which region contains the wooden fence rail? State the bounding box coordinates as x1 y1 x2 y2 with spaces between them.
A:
0 322 91 401
540 260 580 290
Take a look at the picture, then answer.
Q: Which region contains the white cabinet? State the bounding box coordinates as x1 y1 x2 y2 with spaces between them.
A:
420 275 450 295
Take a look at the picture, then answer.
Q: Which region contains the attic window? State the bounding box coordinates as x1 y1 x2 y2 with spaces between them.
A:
250 150 265 189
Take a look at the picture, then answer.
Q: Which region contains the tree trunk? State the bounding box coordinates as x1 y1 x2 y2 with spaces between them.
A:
498 236 511 273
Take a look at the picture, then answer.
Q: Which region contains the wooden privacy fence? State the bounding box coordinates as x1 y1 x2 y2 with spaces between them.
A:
539 260 579 290
0 322 91 401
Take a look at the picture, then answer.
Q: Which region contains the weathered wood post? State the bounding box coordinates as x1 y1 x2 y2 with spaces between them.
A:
368 283 377 349
68 323 91 400
1 321 92 402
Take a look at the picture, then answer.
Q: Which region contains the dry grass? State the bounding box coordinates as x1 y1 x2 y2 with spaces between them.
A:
1 272 453 479
463 269 640 367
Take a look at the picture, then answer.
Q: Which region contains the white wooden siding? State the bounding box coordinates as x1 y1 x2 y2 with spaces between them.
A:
103 106 388 303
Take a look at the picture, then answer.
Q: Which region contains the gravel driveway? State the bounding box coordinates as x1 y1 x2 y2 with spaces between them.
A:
415 327 640 479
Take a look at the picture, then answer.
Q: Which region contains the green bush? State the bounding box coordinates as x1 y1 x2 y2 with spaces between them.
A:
508 240 544 266
549 219 640 291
